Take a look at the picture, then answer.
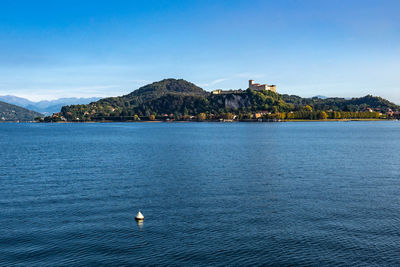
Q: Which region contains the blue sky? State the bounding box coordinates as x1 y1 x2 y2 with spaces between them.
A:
0 0 399 102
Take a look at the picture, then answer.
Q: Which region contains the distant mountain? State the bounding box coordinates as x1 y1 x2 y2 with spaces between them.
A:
313 95 327 99
0 95 34 107
0 95 101 115
0 101 42 121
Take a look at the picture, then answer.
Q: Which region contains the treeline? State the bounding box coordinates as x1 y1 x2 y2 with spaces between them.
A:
281 94 398 112
263 111 382 120
44 110 384 122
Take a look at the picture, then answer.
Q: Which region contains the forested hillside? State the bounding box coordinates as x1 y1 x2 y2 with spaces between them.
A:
43 79 400 122
0 101 43 121
281 94 399 112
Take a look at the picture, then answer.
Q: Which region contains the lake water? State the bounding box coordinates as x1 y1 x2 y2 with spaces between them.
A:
1 122 400 266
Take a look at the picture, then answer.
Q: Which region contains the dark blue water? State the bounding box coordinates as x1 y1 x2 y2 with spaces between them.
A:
1 122 400 266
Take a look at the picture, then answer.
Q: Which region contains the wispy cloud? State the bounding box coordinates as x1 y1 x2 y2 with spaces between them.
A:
198 73 266 88
199 78 228 87
124 79 152 84
210 78 228 85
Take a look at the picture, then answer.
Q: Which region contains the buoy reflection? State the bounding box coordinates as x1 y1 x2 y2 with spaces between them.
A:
137 220 144 229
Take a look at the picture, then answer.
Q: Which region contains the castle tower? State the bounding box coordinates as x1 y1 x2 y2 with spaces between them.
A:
249 80 254 87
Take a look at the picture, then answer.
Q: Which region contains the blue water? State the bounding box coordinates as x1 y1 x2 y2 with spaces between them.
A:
1 122 400 266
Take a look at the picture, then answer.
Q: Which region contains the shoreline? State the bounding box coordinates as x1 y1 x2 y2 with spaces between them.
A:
5 118 397 123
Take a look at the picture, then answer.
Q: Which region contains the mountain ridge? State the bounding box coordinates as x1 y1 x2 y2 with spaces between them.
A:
0 95 101 115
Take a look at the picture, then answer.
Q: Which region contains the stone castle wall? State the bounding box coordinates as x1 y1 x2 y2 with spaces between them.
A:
249 80 277 92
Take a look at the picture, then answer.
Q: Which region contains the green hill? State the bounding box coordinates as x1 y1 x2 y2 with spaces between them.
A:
96 78 208 107
125 78 207 100
49 79 400 121
57 80 288 121
59 79 211 121
281 94 399 112
0 101 43 122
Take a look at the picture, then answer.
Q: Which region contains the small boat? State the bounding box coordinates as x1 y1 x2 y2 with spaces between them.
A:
135 211 144 221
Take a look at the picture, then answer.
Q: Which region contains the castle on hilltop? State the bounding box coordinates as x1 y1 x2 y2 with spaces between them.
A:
249 80 276 92
211 80 277 95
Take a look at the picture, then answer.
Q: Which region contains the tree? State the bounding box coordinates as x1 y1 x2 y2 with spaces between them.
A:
197 113 206 121
320 111 328 120
34 116 43 122
149 114 156 121
305 105 313 111
222 113 234 120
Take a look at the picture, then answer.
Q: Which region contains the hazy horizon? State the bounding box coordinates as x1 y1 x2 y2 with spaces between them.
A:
0 0 399 102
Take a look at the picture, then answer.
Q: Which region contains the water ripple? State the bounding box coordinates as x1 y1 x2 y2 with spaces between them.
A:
1 122 400 266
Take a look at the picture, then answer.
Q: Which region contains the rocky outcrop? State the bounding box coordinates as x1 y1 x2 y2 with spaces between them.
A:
215 94 251 110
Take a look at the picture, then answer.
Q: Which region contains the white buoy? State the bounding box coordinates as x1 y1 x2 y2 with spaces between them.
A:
135 211 144 221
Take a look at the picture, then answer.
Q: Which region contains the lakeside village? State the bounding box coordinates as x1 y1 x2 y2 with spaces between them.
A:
45 79 400 122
